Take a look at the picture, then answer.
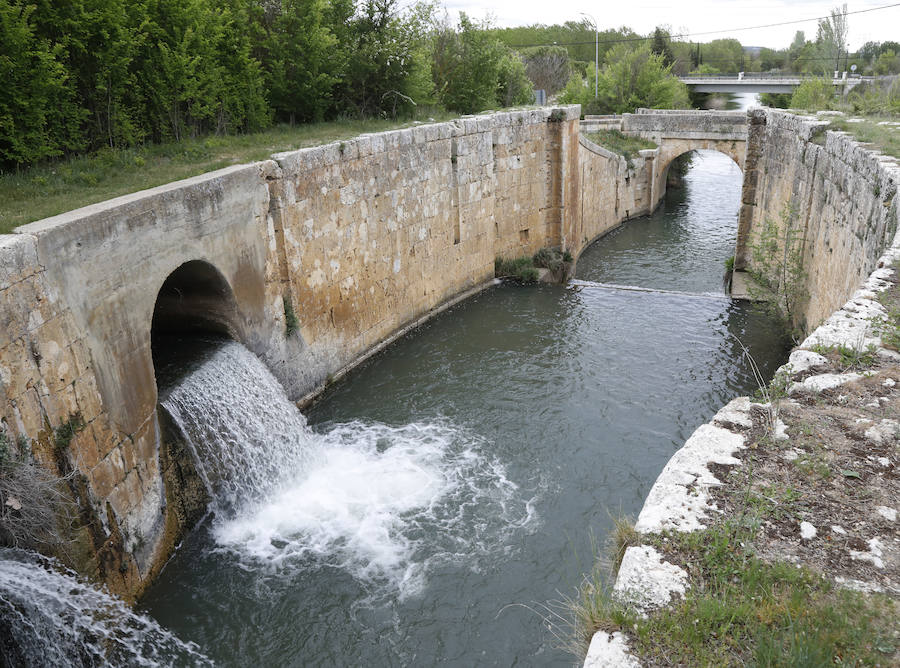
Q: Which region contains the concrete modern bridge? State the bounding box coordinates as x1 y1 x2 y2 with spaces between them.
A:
678 73 872 93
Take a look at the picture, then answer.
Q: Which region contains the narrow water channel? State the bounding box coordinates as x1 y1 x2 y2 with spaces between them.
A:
140 150 788 666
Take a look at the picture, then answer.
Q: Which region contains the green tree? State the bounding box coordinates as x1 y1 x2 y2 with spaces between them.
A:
334 0 435 118
595 44 690 114
873 50 900 75
789 78 834 110
497 52 534 107
757 48 786 72
492 21 637 66
650 27 674 68
816 3 848 73
0 1 85 166
134 0 268 141
264 0 339 123
700 39 744 72
432 13 531 114
787 30 809 72
759 92 792 108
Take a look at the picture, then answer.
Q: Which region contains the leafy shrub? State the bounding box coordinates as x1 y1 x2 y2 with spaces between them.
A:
789 79 835 111
494 256 539 283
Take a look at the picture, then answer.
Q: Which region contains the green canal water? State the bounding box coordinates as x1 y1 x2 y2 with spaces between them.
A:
142 149 788 666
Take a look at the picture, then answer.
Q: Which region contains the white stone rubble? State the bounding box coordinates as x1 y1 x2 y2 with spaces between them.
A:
789 372 863 395
850 538 885 569
800 521 817 540
863 419 899 445
634 406 747 534
876 506 897 522
583 632 641 668
835 576 887 594
613 545 689 614
713 396 753 428
773 418 789 441
786 349 828 374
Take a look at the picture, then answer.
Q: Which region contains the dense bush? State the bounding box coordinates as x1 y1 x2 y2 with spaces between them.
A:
520 45 571 94
0 0 537 169
559 44 689 114
432 13 533 114
789 78 836 110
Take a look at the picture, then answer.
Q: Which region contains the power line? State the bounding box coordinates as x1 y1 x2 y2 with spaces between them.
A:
503 2 900 49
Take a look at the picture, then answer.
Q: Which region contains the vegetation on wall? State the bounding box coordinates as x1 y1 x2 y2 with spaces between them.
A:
0 431 76 552
748 205 809 341
583 130 657 169
494 256 539 283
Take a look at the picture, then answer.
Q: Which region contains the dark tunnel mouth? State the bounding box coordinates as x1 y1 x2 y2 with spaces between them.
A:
151 260 241 392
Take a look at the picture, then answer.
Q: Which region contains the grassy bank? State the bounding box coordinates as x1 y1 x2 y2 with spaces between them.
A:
570 497 898 666
582 129 657 159
567 261 900 665
0 115 455 234
824 116 900 159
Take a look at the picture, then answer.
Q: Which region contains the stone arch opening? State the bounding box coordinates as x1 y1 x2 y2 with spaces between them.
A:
661 147 743 186
150 260 237 557
150 260 241 379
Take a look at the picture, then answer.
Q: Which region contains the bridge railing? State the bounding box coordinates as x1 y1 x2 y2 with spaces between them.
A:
679 73 808 80
679 72 873 82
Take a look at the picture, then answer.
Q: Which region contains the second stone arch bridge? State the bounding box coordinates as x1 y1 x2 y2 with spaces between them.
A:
580 108 754 269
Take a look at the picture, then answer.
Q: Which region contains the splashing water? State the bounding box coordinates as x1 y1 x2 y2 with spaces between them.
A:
0 549 211 667
161 341 536 598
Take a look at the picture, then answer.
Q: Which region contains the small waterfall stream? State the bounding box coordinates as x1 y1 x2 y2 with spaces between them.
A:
161 341 320 516
159 340 535 594
0 549 210 667
140 150 786 666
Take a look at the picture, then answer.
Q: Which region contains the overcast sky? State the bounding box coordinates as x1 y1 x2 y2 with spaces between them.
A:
437 0 900 51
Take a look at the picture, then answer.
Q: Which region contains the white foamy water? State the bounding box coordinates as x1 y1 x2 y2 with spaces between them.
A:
162 341 536 598
0 550 211 667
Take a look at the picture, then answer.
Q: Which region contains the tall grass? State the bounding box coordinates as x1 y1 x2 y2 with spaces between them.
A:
0 114 455 234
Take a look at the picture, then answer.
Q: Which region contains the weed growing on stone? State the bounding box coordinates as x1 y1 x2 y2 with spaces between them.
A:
748 204 809 342
532 247 573 281
494 256 539 283
53 413 86 452
874 279 900 350
723 255 735 290
547 517 640 660
733 335 787 436
607 514 640 578
811 342 878 371
1 429 77 551
0 433 11 468
283 296 299 337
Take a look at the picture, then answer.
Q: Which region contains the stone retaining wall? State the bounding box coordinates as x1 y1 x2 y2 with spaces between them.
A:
584 112 900 667
740 109 900 331
575 135 657 249
0 106 591 597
